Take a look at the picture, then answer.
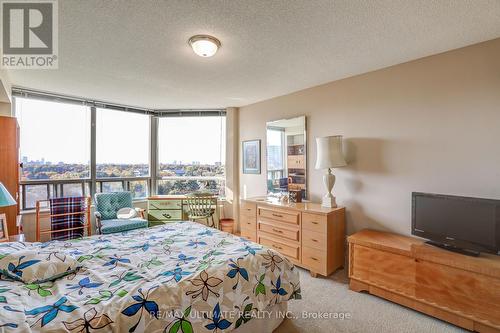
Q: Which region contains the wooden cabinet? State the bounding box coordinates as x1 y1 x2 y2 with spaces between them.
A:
147 196 188 227
240 197 345 277
348 229 500 332
147 196 224 228
0 116 20 236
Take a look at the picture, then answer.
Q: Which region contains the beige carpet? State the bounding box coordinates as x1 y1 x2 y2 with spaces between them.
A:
275 267 466 333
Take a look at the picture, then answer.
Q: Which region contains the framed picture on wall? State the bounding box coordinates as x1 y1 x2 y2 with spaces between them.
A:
242 140 261 174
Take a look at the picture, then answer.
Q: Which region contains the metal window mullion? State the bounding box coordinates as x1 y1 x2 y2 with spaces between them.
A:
90 106 97 200
150 116 158 195
22 184 26 210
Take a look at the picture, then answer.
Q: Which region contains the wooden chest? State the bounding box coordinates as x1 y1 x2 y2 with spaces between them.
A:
348 229 500 332
240 197 345 277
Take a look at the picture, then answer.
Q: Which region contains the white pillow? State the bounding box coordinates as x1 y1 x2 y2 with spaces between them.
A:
117 207 138 219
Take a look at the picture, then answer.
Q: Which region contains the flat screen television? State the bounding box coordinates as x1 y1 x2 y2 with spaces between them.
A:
412 192 500 256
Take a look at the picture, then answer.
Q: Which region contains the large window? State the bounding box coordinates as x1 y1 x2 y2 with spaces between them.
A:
17 98 91 180
96 109 150 198
15 93 226 210
96 108 149 178
16 98 91 208
158 116 226 196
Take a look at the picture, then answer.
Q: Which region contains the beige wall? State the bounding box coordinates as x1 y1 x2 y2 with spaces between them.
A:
0 71 12 116
0 70 12 103
0 102 11 116
223 107 239 220
239 38 500 236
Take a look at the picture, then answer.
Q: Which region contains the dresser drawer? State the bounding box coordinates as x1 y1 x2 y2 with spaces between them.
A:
303 229 327 250
259 235 300 260
302 246 327 274
241 201 257 217
148 209 183 221
302 212 327 233
149 200 183 210
240 228 257 242
258 208 299 225
258 221 299 242
240 215 256 230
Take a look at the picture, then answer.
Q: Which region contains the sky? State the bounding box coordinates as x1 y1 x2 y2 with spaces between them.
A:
16 98 226 165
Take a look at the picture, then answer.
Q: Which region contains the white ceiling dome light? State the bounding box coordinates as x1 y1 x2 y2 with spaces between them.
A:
188 35 221 57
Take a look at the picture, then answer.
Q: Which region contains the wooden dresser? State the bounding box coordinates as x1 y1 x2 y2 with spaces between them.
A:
240 197 345 277
348 229 500 332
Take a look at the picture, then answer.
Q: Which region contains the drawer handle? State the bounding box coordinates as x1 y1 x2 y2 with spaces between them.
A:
246 208 252 211
311 221 319 225
162 213 172 219
310 257 319 261
272 213 283 218
273 244 283 250
311 239 318 242
246 222 252 225
272 228 283 234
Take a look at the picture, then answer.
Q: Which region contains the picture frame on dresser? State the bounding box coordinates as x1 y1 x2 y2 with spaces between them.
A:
242 139 261 174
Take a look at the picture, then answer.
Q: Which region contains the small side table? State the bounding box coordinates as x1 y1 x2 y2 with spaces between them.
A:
9 233 25 242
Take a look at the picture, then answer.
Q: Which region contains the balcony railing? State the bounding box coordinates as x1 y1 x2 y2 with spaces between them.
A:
20 177 150 210
157 176 225 197
20 176 225 210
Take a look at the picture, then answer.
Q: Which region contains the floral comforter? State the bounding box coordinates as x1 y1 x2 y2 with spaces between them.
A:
0 222 301 332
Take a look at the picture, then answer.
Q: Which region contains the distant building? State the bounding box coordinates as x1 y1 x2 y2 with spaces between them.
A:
174 169 186 176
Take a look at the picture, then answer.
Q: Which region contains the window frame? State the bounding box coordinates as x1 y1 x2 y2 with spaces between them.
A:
14 91 226 211
155 115 226 197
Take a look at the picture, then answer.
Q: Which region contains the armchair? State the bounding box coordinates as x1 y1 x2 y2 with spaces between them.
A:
94 192 148 234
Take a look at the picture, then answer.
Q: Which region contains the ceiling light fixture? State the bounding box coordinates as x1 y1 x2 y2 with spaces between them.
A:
188 35 221 57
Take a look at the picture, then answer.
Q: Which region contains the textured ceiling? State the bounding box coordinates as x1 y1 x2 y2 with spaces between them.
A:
6 0 500 109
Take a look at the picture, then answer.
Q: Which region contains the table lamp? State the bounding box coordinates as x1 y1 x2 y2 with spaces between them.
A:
315 136 347 208
0 182 16 239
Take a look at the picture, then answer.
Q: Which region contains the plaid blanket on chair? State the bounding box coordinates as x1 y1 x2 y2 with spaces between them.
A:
49 196 87 241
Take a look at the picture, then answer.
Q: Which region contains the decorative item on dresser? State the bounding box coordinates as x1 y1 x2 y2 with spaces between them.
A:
315 135 347 208
348 229 500 333
240 197 345 277
0 116 20 237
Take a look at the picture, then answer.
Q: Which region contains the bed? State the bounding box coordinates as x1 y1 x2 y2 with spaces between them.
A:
0 221 301 332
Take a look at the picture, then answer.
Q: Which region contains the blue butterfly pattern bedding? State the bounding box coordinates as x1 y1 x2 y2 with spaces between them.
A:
0 221 301 332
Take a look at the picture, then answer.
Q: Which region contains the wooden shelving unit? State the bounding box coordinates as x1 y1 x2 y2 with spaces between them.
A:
286 134 306 197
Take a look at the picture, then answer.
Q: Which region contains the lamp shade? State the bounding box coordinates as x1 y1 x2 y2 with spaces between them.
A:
315 135 347 169
0 182 16 207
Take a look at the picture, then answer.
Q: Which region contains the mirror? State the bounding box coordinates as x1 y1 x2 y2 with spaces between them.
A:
266 116 307 199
